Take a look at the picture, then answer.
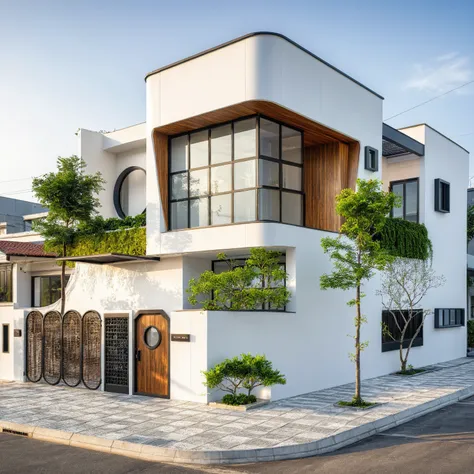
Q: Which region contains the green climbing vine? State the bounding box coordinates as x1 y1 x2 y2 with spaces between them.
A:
68 226 146 257
377 217 432 260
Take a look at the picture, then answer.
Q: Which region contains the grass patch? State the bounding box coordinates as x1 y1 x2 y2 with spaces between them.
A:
337 399 377 409
395 368 427 376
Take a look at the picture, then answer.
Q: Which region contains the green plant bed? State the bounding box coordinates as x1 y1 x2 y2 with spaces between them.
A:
336 399 378 409
395 368 427 376
222 394 257 406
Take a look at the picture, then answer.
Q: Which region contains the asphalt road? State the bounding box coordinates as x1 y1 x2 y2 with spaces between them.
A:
2 398 474 474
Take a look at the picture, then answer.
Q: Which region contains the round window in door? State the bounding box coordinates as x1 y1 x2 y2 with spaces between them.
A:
144 326 161 349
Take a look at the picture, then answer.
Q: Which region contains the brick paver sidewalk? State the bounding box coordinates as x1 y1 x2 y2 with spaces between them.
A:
1 358 474 463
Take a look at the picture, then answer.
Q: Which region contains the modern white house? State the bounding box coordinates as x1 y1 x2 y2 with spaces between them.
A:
0 33 469 403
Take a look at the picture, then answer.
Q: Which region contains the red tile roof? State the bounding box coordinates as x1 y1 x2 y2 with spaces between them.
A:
0 241 56 258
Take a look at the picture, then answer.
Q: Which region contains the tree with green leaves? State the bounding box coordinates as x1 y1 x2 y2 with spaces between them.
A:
320 179 398 406
187 248 290 310
32 156 105 314
202 353 286 405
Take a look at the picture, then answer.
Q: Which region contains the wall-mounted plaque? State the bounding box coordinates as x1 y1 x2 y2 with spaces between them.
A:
171 334 190 342
14 329 22 337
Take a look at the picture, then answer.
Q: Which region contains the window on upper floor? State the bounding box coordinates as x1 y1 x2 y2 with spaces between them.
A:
32 275 70 308
0 265 12 303
168 116 304 230
390 178 419 223
434 179 450 213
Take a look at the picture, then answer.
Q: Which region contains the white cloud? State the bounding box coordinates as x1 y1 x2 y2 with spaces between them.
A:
403 53 472 94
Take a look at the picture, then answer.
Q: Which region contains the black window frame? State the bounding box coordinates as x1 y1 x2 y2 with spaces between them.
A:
381 309 424 352
434 308 464 328
211 255 287 311
168 114 305 230
389 178 419 223
434 178 450 213
364 146 379 172
0 265 12 303
2 323 9 353
113 166 147 219
31 275 70 308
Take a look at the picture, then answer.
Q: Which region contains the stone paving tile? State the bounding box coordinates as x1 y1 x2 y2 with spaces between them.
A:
2 357 474 453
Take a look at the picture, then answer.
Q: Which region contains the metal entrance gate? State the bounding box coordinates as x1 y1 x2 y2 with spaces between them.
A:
104 315 129 394
26 310 102 390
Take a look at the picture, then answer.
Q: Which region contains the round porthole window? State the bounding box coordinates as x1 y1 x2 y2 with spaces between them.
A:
113 166 146 218
144 326 161 350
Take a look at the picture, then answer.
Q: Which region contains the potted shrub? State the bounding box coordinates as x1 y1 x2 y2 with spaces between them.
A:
203 353 286 408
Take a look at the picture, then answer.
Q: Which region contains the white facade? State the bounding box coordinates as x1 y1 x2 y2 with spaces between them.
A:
0 33 470 404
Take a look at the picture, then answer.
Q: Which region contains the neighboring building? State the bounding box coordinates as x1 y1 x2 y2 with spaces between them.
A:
0 196 47 235
467 188 474 319
0 33 469 403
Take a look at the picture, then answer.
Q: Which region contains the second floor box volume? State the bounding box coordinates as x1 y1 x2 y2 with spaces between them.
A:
0 33 469 403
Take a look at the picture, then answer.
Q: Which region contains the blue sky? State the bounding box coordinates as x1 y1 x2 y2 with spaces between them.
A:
1 0 473 201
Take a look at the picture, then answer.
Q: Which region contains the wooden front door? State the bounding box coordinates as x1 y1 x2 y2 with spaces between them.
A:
135 311 169 397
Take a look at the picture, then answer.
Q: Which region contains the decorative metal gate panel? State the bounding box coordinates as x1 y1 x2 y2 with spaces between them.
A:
104 316 129 393
43 311 61 385
62 311 82 387
26 311 43 383
82 311 101 390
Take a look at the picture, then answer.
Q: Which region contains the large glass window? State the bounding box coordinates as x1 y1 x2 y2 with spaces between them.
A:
32 275 70 308
390 178 419 223
169 116 304 230
0 265 12 303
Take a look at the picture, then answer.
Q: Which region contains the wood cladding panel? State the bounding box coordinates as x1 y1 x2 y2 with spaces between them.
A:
154 100 352 146
136 313 169 397
304 141 358 232
152 99 360 233
153 131 169 229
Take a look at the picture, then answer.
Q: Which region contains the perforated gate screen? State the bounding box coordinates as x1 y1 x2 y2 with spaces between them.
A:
104 316 129 393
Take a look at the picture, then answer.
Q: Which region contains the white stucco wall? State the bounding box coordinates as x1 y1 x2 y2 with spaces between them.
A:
145 33 383 255
80 130 147 219
79 129 117 218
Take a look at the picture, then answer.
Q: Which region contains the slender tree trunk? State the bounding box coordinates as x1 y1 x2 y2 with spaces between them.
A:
355 283 361 402
399 327 406 372
60 243 66 316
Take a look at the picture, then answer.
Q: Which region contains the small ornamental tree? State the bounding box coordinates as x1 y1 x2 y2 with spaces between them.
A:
32 156 104 314
320 179 398 406
202 353 286 405
378 258 445 373
187 248 290 310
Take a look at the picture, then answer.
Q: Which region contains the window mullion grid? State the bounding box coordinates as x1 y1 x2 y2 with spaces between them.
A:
187 134 190 228
231 122 235 224
256 116 260 221
279 124 283 223
402 182 407 220
206 128 211 227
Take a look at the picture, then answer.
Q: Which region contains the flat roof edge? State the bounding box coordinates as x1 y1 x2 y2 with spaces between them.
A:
144 32 384 100
382 123 425 157
400 123 469 154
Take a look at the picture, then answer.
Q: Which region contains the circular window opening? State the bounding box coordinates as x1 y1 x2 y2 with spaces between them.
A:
114 167 146 218
144 326 161 350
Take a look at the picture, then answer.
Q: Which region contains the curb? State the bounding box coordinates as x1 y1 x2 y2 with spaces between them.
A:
1 385 474 465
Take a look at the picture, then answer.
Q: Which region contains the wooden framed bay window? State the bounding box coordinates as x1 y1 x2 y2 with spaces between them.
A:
169 115 304 230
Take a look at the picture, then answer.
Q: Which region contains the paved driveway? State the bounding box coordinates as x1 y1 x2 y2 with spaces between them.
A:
2 397 474 474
